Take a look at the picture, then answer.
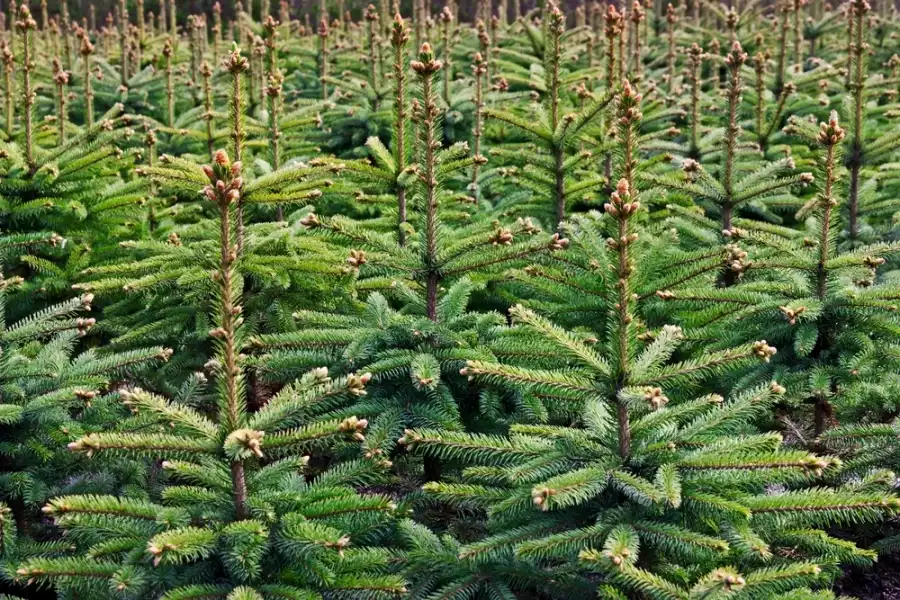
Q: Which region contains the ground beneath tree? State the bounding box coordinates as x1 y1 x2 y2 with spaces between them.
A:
838 554 900 599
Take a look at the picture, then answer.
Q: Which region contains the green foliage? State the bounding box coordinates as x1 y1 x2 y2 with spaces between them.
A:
0 1 899 599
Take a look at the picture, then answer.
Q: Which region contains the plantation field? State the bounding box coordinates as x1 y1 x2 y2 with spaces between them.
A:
1 0 900 598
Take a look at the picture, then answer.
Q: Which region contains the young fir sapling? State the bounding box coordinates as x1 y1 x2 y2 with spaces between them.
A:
485 3 612 228
14 151 405 599
649 41 813 280
251 44 566 480
399 85 900 600
657 112 900 440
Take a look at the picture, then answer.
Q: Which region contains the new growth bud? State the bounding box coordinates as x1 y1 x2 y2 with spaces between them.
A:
411 42 443 75
817 110 846 146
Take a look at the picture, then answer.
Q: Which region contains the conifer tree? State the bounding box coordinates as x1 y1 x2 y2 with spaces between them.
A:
2 40 14 135
839 0 900 241
15 6 36 172
250 43 565 481
13 150 407 599
656 111 900 438
647 42 813 265
0 103 154 302
745 49 832 156
76 124 341 384
0 201 170 597
322 13 415 244
482 3 613 228
0 277 170 536
398 85 900 600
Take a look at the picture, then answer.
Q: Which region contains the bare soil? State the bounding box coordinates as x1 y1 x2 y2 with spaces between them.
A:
837 555 900 599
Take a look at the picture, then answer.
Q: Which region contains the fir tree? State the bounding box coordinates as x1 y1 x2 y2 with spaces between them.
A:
656 112 900 439
13 151 406 599
0 277 169 536
647 41 813 260
250 43 564 482
74 45 340 383
398 92 900 600
481 3 613 228
838 0 900 241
